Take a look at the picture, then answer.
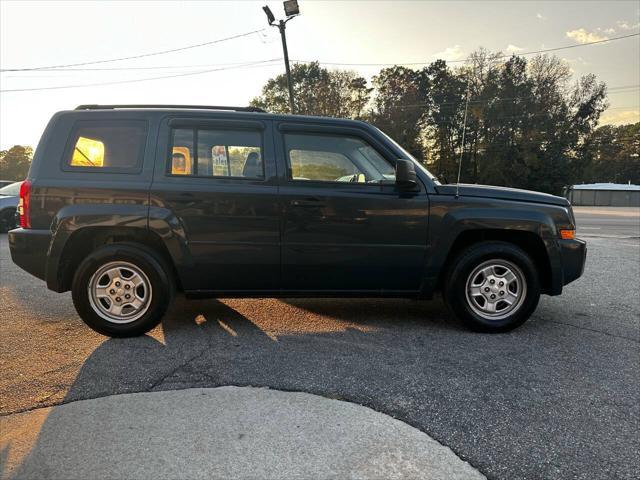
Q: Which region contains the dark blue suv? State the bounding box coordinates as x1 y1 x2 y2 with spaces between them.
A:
9 105 586 336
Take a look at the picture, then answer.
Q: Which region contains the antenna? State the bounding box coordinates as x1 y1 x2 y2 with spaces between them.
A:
455 82 471 198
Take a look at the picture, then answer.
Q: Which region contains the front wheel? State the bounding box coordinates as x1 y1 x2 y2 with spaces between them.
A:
72 243 174 337
443 241 541 332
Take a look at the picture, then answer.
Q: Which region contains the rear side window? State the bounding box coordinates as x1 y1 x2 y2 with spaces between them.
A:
65 120 147 171
168 128 264 179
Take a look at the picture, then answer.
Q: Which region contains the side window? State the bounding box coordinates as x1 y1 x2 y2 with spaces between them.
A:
284 133 394 184
67 121 147 171
289 149 361 182
168 128 263 179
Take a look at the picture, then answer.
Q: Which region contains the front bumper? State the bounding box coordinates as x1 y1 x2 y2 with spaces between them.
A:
559 238 587 286
8 228 51 282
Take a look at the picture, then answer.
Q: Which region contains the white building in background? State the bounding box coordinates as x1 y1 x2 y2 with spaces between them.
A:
565 183 640 207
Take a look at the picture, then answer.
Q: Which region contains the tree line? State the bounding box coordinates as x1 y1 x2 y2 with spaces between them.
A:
251 51 639 194
0 146 32 182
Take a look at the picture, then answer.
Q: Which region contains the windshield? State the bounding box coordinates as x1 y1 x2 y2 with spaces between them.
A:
375 128 441 184
0 181 21 196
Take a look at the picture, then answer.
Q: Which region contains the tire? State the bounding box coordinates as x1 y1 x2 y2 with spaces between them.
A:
71 243 174 337
443 241 541 333
0 208 16 233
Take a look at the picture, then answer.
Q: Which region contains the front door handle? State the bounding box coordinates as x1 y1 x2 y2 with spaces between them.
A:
290 198 325 208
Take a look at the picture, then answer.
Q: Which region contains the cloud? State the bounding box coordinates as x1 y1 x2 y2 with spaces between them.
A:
601 27 616 35
562 56 589 66
432 45 465 61
536 13 545 20
600 110 640 126
566 28 609 44
617 20 640 30
562 57 589 72
506 44 524 54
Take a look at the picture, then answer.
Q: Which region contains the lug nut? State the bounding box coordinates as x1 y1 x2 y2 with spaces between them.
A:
115 281 121 287
109 289 115 294
115 297 121 302
490 294 496 299
125 294 131 299
490 279 495 284
485 287 490 292
499 281 504 286
499 290 505 296
125 284 130 290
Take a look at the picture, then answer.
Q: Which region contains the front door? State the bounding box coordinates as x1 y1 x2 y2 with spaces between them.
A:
150 117 280 292
276 125 429 293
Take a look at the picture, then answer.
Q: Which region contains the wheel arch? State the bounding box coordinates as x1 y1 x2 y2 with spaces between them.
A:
0 206 17 231
49 226 181 293
436 229 552 293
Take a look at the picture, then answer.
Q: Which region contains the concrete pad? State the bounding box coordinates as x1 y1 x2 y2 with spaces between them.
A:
1 387 484 480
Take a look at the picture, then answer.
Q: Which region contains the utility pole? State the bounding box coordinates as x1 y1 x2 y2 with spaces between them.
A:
263 1 300 114
277 20 295 114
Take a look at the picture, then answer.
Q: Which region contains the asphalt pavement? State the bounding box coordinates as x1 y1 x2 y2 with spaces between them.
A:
574 206 640 238
1 222 639 479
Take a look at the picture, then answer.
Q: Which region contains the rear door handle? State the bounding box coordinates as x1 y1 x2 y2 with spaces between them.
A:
291 198 325 207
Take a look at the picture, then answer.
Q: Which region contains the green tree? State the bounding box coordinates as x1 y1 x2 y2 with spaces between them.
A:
577 123 640 184
0 145 33 180
369 66 427 159
420 59 467 181
250 62 371 119
419 53 607 194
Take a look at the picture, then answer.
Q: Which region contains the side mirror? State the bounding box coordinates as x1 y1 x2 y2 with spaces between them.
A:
395 159 418 191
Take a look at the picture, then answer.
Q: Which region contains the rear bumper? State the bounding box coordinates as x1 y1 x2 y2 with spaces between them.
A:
559 238 587 286
8 228 51 282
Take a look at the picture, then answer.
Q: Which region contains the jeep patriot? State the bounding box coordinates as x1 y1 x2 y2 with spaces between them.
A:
8 105 587 336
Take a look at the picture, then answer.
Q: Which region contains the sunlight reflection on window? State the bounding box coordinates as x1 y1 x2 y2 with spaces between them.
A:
71 136 104 167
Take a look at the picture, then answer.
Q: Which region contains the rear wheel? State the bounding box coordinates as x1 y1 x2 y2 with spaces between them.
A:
72 243 173 337
443 241 541 332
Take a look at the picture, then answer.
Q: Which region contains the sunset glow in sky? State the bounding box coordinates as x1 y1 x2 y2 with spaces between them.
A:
1 0 638 149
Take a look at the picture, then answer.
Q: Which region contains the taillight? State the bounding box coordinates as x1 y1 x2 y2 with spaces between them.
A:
18 180 31 228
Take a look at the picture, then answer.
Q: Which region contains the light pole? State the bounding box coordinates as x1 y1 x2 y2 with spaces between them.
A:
262 1 300 114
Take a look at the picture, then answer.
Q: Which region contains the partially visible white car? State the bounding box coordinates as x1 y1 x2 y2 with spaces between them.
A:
0 181 21 232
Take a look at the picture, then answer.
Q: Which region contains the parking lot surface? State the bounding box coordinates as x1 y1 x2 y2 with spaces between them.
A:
574 206 640 238
1 231 639 479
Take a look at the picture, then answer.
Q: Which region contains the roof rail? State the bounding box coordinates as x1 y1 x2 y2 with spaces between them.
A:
75 104 266 113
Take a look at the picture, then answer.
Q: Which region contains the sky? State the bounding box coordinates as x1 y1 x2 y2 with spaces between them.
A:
1 0 639 149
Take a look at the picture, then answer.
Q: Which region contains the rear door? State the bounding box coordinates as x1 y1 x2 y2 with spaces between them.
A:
275 122 429 293
150 116 280 292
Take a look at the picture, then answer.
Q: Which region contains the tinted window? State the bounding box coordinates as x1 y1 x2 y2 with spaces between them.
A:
169 128 263 179
284 133 394 183
67 121 146 170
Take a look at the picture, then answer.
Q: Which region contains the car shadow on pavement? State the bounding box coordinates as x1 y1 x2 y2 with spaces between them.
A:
58 294 459 402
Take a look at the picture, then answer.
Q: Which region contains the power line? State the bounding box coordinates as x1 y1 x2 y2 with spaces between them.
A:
401 107 640 123
5 32 637 74
2 32 637 93
1 59 278 73
377 86 640 110
423 138 640 154
0 59 282 93
0 29 266 72
292 32 640 67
